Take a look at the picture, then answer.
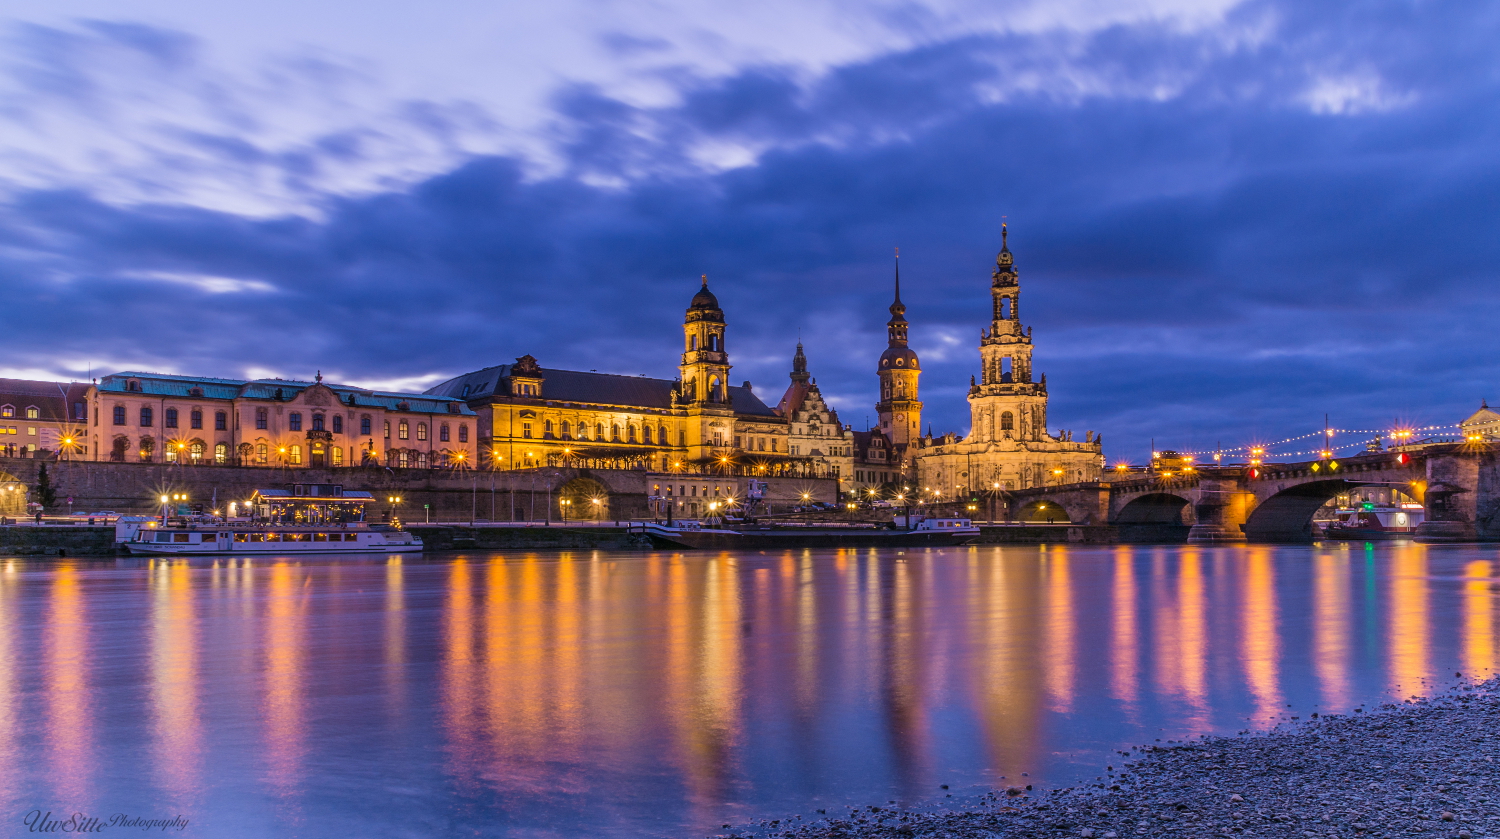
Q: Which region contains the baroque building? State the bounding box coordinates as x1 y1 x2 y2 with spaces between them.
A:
427 278 840 479
915 225 1103 496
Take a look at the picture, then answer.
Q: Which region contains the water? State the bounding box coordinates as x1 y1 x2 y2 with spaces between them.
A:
1 543 1497 837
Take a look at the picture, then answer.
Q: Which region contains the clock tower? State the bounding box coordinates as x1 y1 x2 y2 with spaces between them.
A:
876 252 922 449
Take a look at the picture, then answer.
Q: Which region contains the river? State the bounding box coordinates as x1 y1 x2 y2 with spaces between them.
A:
0 543 1495 837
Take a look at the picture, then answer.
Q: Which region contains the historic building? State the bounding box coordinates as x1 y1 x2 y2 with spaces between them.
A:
776 342 854 481
0 378 91 459
87 372 478 468
427 278 842 479
914 225 1103 496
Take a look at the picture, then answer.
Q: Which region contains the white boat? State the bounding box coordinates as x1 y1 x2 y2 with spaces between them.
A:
121 523 423 555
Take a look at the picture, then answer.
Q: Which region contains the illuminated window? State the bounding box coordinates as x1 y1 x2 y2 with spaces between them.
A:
596 423 604 439
1000 411 1014 431
25 407 38 419
256 443 268 464
560 421 570 439
398 421 409 440
0 406 10 418
190 441 204 461
312 414 325 431
384 420 390 438
140 407 153 427
522 422 532 439
416 423 427 441
332 415 343 433
439 423 450 442
214 442 227 464
416 452 429 469
331 446 343 466
113 406 126 425
289 445 302 465
256 408 268 429
289 412 303 431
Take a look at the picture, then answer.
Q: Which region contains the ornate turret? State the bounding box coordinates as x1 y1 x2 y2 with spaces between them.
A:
680 275 730 405
790 342 810 385
876 249 922 449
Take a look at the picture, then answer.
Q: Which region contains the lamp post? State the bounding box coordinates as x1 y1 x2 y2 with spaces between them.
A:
387 495 403 525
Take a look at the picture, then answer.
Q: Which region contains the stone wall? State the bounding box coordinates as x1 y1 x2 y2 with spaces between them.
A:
0 458 837 522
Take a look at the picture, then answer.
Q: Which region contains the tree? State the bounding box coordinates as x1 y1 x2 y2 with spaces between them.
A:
35 463 57 508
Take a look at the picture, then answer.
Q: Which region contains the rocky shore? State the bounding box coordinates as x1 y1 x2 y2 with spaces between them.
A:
720 678 1500 839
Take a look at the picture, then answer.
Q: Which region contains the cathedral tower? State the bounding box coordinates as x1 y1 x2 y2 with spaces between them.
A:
970 224 1049 442
876 252 922 448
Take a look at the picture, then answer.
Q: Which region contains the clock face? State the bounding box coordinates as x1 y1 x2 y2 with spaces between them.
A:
895 413 906 422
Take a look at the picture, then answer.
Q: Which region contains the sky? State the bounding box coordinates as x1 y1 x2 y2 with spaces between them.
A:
1 0 1495 463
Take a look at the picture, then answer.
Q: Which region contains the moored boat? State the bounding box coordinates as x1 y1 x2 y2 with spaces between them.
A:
1321 503 1424 541
121 522 422 555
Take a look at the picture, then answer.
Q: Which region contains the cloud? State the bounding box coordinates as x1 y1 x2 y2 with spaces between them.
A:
0 0 1496 461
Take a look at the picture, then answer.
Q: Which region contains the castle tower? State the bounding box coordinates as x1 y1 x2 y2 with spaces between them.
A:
679 275 735 456
970 224 1048 442
876 251 922 448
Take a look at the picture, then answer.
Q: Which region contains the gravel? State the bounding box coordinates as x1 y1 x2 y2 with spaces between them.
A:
709 677 1500 839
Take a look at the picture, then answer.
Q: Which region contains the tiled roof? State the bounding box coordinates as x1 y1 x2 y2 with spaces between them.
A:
426 365 780 418
98 372 473 415
0 379 90 423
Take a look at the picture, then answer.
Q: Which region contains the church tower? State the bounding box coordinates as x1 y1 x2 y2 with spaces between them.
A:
679 275 735 456
969 224 1049 442
876 252 922 448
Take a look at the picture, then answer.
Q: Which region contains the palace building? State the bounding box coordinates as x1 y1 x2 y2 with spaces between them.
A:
914 225 1103 495
426 277 842 479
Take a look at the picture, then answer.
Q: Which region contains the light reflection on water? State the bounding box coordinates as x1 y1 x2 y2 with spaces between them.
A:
0 543 1497 837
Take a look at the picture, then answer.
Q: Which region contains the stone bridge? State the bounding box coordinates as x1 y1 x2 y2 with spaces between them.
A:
987 444 1498 543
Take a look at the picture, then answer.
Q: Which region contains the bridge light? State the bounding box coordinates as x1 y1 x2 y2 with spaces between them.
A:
1329 461 1339 471
1310 463 1320 472
1250 447 1265 457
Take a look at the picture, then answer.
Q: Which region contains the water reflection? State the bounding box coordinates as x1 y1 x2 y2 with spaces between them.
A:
0 543 1495 839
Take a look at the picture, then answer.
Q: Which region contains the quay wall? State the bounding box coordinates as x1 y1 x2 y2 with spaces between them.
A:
0 459 837 522
0 526 117 557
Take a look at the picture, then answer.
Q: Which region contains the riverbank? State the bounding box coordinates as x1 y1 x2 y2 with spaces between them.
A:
725 676 1500 839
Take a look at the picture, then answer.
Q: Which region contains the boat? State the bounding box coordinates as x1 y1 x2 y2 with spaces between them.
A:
635 516 981 550
1321 503 1425 541
120 521 423 555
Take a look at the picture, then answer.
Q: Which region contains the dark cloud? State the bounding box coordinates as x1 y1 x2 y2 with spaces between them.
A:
3 0 1498 460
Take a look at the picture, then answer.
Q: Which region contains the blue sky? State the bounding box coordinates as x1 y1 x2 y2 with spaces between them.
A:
1 0 1494 463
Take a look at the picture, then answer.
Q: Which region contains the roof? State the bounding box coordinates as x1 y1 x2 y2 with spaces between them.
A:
99 372 474 415
776 381 810 417
426 365 780 418
1462 406 1500 427
0 379 91 423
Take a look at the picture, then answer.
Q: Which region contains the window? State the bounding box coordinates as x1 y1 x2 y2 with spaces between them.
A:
214 411 227 431
384 420 390 438
189 408 202 429
659 425 668 445
190 441 204 461
771 439 778 452
140 407 153 427
522 422 532 439
113 406 126 425
440 424 450 442
289 412 303 431
643 426 653 444
25 407 38 419
332 447 343 466
560 421 570 439
733 435 741 448
398 421 409 440
458 425 468 443
312 414 325 431
0 406 10 418
543 420 553 437
354 416 368 435
165 408 178 428
289 445 302 465
690 335 698 350
332 415 343 434
214 442 227 464
416 423 428 441
416 452 429 469
611 424 620 442
256 408 268 429
256 443 268 464
596 423 605 439
627 424 636 442
1000 411 1015 431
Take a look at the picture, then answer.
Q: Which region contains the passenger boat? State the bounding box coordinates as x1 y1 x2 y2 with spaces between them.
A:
120 522 422 555
1321 503 1425 541
635 516 981 550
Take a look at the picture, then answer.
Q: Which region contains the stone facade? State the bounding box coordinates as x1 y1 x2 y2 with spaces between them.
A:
776 343 854 481
915 226 1103 497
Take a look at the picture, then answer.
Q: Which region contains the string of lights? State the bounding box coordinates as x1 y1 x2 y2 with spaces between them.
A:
1158 424 1463 459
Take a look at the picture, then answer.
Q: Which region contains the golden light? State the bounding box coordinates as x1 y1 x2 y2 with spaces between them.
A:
1114 463 1129 472
1051 468 1064 475
160 495 169 503
591 497 602 506
1251 447 1265 456
1182 455 1194 464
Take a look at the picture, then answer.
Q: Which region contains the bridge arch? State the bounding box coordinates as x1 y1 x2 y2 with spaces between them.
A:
1016 499 1071 523
1243 479 1359 542
1114 493 1193 524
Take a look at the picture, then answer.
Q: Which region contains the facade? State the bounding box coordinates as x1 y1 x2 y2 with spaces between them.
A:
428 279 840 479
915 226 1103 496
0 378 91 459
88 372 478 469
776 343 854 481
1461 402 1500 440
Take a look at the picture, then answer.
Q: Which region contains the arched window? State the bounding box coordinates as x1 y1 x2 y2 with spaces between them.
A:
709 334 718 351
256 443 268 464
1000 411 1015 431
214 442 227 463
659 425 668 445
627 424 637 442
398 421 409 440
543 420 553 437
289 412 303 431
611 424 620 442
690 335 698 350
255 407 268 429
596 423 604 439
559 421 570 439
312 414 325 431
332 415 343 433
641 425 652 444
458 425 468 443
416 422 428 441
190 441 204 461
440 423 450 442
415 452 429 469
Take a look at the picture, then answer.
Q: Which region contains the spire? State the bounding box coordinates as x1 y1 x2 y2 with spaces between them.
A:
315 370 322 384
790 342 810 384
887 247 909 346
